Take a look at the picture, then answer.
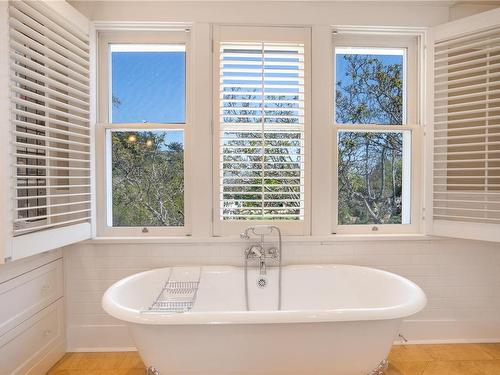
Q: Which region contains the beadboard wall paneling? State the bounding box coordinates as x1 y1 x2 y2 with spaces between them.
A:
64 238 500 351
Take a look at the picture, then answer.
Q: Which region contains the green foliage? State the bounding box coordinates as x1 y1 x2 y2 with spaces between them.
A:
338 132 403 225
111 131 184 227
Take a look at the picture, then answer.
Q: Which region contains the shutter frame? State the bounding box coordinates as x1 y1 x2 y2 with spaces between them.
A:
1 1 12 262
429 7 500 242
6 0 92 260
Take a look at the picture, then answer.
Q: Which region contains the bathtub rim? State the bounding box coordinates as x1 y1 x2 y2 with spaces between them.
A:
102 264 427 325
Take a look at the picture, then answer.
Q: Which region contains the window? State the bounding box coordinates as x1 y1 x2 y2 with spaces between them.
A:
213 26 311 235
333 35 421 233
97 31 189 236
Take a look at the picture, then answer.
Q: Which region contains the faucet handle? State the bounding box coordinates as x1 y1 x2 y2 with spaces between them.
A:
250 246 263 257
267 247 279 259
240 231 250 240
246 245 263 259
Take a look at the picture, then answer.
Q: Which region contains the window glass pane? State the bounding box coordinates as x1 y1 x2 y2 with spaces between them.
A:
335 47 405 125
338 131 410 225
109 130 184 227
110 44 186 124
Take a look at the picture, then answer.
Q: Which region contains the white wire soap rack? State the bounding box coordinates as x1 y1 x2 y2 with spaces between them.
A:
142 268 201 314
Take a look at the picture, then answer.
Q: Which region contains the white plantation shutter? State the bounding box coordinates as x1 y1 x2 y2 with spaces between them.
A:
214 27 310 235
6 0 91 258
431 8 500 242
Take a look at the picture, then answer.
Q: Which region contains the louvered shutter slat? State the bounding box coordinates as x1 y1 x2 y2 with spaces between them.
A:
219 41 306 221
433 25 500 226
9 0 91 236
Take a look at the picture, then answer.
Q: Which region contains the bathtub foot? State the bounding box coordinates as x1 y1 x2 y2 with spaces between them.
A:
146 366 160 375
368 359 389 375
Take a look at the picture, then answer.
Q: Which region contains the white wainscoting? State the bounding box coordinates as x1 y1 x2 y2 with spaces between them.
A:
63 237 500 351
0 249 65 374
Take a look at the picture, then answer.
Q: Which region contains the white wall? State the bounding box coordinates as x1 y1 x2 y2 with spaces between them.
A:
64 0 500 351
71 1 452 26
70 0 500 26
449 2 500 21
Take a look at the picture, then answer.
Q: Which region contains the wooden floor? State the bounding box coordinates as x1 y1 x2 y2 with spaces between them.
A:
47 343 500 375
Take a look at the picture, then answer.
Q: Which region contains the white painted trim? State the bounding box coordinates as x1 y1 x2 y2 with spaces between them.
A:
0 248 62 283
432 7 500 42
432 220 500 243
0 0 12 262
190 23 213 237
395 339 500 345
399 319 500 344
311 25 333 236
24 339 66 375
92 21 192 32
401 130 412 224
334 25 428 36
11 223 91 261
424 29 434 237
70 347 137 353
90 23 98 238
86 233 436 245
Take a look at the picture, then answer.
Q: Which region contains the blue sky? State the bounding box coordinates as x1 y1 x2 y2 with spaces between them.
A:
111 50 186 124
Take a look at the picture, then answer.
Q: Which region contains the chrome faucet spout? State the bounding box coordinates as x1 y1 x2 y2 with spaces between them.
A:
259 259 266 276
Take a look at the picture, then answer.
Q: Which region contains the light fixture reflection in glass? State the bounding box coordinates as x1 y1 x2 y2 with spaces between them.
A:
127 134 137 143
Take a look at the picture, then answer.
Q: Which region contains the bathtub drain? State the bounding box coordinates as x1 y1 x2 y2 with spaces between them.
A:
256 276 268 288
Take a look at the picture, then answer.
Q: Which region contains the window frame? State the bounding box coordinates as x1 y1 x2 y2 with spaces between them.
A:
211 25 312 236
95 29 191 237
332 33 423 235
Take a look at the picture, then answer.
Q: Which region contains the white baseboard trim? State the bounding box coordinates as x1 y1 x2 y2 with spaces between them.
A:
70 347 138 353
26 339 66 375
66 320 500 352
398 319 500 344
394 338 500 345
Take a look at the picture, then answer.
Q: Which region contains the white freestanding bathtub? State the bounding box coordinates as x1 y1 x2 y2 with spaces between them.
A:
103 265 426 375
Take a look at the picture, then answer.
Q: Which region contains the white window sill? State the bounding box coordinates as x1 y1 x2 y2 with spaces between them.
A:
86 233 439 245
